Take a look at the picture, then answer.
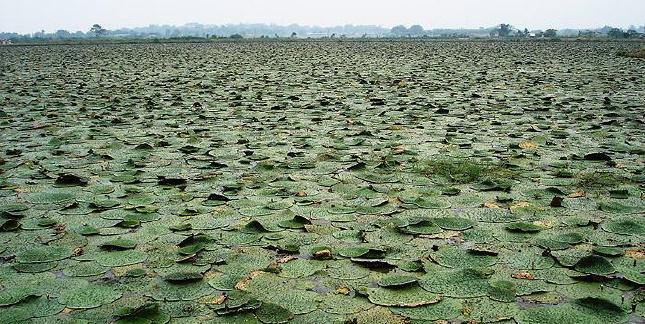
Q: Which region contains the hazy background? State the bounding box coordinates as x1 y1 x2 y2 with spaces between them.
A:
1 0 644 33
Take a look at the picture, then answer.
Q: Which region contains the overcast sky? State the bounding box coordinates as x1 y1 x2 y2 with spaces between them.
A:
1 0 644 33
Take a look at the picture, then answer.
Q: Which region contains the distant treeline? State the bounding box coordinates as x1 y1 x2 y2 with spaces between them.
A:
1 23 644 43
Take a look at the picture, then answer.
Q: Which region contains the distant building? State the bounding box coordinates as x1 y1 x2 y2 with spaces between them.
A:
0 39 12 45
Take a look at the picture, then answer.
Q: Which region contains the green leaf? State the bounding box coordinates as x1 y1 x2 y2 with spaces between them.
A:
58 284 122 309
377 274 418 288
506 222 541 233
256 302 294 323
367 286 441 307
573 256 616 276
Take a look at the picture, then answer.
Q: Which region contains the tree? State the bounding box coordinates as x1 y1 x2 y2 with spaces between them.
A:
391 25 408 37
408 25 424 37
607 28 625 38
54 30 71 39
291 32 297 38
229 34 243 39
89 24 107 37
626 29 639 38
544 29 558 38
498 24 512 37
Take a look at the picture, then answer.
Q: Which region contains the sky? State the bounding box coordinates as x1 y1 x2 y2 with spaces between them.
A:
1 0 644 34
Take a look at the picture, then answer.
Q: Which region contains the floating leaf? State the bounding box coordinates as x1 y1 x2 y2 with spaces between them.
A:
278 215 311 229
506 222 542 233
164 272 203 283
432 217 475 231
592 246 623 257
100 238 137 250
25 191 75 204
0 287 41 306
377 274 418 288
488 280 516 303
367 286 441 307
573 256 615 276
432 245 497 268
58 284 122 309
420 268 493 298
391 298 462 321
15 246 73 263
256 302 294 323
54 173 88 186
93 250 147 267
601 217 644 236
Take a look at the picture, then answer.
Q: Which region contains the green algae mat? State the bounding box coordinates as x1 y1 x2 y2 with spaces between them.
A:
0 41 643 323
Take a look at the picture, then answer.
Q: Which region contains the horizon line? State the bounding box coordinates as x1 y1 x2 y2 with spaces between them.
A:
3 21 644 35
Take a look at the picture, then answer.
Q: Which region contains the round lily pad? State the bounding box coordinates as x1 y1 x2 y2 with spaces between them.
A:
432 216 475 231
0 287 41 306
207 273 240 291
377 274 418 288
278 215 311 229
291 310 344 324
465 297 519 323
506 222 542 233
147 280 214 302
24 191 75 204
442 187 461 196
432 245 497 268
420 268 493 298
79 225 100 236
601 217 644 236
573 255 616 276
242 220 282 233
12 262 58 273
279 259 325 278
100 238 137 250
321 293 374 315
399 219 442 235
597 201 640 214
1 219 20 231
164 272 203 283
256 302 294 323
0 296 65 323
327 262 371 280
63 261 109 277
239 272 321 314
366 286 441 307
15 246 73 263
92 250 147 267
573 297 627 321
58 284 122 309
337 246 372 258
592 246 624 257
391 298 462 321
553 232 585 244
413 197 451 209
517 298 627 324
488 280 517 303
